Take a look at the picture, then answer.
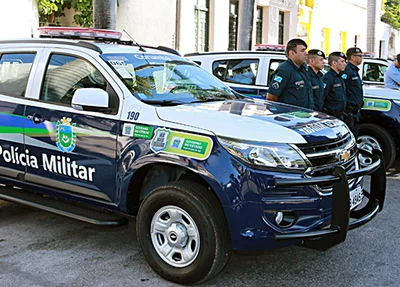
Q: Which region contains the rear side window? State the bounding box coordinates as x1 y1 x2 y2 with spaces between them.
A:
40 54 119 114
0 53 36 97
363 63 387 82
267 59 285 85
212 59 259 85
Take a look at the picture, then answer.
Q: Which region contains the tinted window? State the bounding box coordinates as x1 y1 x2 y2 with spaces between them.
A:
212 59 259 85
363 63 387 83
40 54 118 114
268 59 284 84
0 53 36 97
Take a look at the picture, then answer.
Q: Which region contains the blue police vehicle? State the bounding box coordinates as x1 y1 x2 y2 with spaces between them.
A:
0 28 386 285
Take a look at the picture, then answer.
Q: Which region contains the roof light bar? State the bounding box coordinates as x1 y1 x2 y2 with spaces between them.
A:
255 44 286 52
39 27 122 40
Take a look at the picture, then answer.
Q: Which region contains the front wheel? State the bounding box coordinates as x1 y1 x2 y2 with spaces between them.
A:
358 123 396 170
136 181 232 285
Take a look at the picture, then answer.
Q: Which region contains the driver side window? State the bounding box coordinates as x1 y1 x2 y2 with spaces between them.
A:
40 54 107 105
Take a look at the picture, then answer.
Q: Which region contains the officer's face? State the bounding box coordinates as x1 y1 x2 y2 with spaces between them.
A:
335 58 347 72
290 45 308 66
351 54 363 66
310 56 325 70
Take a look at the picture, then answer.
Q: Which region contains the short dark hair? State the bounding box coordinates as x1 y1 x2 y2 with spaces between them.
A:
328 52 347 65
285 38 307 56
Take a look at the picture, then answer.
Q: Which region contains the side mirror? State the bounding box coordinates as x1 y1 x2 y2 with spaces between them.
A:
71 88 109 111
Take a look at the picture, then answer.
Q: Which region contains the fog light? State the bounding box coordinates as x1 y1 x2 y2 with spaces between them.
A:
275 211 283 225
274 211 295 228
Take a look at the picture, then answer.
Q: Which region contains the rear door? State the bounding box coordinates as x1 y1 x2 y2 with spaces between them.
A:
0 49 41 180
23 48 123 203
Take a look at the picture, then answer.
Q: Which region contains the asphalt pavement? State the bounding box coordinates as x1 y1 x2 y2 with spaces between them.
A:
0 161 399 287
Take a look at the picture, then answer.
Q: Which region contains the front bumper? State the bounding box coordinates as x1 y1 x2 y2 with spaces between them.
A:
273 148 386 251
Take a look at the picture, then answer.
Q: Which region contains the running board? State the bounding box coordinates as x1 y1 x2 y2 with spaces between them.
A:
0 185 128 227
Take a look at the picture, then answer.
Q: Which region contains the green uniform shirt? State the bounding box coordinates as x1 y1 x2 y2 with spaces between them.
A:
268 59 314 109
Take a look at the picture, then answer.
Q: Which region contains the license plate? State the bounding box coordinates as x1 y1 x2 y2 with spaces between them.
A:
350 186 364 210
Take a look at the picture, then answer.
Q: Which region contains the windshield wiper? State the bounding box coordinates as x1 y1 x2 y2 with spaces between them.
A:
141 99 187 106
142 98 227 106
190 98 227 103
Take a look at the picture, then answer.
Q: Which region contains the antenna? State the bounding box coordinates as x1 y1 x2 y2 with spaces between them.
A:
123 29 146 52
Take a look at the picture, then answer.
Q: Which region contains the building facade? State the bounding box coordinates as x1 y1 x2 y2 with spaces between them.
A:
298 0 368 55
0 0 39 39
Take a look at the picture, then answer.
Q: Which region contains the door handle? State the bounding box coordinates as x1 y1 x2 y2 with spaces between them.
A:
27 113 44 124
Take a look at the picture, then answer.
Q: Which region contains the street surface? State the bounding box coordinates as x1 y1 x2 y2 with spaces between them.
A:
0 161 399 287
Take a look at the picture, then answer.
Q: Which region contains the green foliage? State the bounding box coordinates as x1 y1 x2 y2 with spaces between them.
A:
381 0 400 29
36 0 92 27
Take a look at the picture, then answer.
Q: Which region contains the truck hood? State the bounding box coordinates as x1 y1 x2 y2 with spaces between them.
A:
364 86 400 100
156 99 349 144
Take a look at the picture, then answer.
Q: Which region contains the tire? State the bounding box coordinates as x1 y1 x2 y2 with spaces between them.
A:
358 123 396 170
136 181 232 285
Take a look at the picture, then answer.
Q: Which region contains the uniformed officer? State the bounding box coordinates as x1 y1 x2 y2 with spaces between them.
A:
342 47 364 137
267 38 314 109
384 53 400 88
322 52 347 119
307 49 326 111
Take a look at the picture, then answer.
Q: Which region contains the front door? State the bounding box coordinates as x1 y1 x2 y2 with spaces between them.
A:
0 51 38 179
24 50 122 202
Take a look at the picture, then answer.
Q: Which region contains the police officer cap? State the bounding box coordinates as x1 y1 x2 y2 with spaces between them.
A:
308 49 326 58
396 53 400 63
346 47 363 58
329 51 347 60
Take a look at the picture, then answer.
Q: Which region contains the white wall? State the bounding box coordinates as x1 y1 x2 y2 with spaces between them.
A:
116 0 177 49
209 0 230 51
0 0 39 39
309 0 368 53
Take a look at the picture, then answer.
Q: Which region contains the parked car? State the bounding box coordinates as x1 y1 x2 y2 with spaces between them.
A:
0 28 385 285
186 51 395 169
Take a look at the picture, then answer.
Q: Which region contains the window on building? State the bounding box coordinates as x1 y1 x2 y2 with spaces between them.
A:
40 54 118 114
195 0 209 52
212 59 259 85
278 11 285 45
362 63 387 83
229 1 239 51
0 53 36 97
256 6 263 45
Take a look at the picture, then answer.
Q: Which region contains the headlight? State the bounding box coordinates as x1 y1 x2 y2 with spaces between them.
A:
218 137 308 171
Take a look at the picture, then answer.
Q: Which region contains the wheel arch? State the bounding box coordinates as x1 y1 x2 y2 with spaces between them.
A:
124 158 230 216
360 112 400 147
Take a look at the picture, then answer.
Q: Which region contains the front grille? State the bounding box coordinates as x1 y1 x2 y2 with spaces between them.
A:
296 133 356 166
296 132 359 193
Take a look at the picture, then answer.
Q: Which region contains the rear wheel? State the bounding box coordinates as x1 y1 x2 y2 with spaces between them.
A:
136 181 231 285
358 123 396 170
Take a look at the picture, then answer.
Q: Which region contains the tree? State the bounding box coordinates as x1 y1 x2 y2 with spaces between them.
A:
93 0 117 29
36 0 92 27
381 0 400 29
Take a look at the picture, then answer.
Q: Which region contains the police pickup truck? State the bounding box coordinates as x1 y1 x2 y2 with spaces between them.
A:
0 28 385 285
186 51 396 169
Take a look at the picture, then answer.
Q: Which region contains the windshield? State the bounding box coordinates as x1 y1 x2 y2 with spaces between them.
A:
101 53 239 104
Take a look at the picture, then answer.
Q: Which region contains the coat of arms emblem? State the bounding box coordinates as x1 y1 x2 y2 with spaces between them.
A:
56 117 77 153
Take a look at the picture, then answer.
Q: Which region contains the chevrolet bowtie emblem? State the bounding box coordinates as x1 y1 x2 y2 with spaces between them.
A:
337 150 351 162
